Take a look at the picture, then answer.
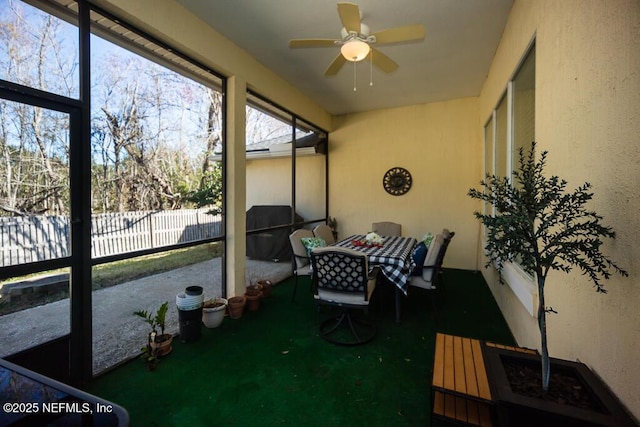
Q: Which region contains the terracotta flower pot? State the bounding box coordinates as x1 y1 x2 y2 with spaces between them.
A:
245 284 263 311
245 291 263 311
258 280 273 298
150 333 173 357
227 296 246 319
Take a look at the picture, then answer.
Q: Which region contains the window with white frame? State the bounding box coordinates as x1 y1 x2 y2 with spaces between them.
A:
483 44 536 315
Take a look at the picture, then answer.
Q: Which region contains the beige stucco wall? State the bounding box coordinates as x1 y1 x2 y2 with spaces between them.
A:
246 155 327 222
329 98 481 270
479 0 640 418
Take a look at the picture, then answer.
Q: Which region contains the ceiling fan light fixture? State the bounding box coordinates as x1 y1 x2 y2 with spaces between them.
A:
340 39 370 62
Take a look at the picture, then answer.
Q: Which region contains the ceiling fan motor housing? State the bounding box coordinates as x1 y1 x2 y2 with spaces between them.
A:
340 23 375 44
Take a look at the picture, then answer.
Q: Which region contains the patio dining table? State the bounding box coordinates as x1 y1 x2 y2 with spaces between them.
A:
334 234 417 323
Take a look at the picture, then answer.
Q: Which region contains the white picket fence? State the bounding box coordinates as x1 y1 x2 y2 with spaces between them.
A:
0 209 222 267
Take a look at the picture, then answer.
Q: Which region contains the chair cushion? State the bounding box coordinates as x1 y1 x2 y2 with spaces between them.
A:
422 232 434 248
290 229 315 268
313 224 336 245
301 237 326 257
314 275 376 306
422 234 444 282
409 275 435 290
297 264 311 277
411 242 428 276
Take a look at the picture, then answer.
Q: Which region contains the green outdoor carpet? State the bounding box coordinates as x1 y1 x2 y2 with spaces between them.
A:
86 269 514 427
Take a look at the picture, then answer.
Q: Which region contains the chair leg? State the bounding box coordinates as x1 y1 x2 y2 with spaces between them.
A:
322 312 347 335
291 274 299 302
346 313 362 342
430 290 438 325
395 287 402 324
430 272 444 324
319 309 376 346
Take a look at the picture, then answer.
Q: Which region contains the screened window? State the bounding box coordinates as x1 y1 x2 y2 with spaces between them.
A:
512 49 536 171
244 92 327 223
483 44 536 288
0 0 79 98
495 95 508 179
483 114 495 221
0 0 228 377
483 45 535 192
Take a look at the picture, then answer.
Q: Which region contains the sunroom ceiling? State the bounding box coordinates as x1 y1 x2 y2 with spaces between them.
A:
174 0 514 115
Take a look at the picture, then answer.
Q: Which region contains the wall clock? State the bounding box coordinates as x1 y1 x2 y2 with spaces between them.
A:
383 167 412 196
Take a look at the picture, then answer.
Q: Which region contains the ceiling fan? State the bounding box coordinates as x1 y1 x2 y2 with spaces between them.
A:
288 2 425 77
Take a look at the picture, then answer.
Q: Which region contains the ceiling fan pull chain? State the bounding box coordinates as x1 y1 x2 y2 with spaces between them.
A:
353 60 357 91
370 49 374 87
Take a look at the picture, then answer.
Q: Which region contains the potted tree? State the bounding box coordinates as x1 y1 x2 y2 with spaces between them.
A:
134 301 173 358
468 142 632 426
202 297 227 328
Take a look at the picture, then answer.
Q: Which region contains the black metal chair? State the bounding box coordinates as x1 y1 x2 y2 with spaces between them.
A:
289 229 315 302
409 231 455 320
310 246 379 345
409 231 455 290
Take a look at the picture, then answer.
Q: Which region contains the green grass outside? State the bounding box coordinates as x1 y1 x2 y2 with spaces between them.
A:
0 242 222 315
92 242 222 289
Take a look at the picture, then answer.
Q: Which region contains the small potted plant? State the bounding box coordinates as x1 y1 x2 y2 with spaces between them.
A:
202 297 227 328
257 279 273 298
139 343 159 371
245 284 263 311
134 301 173 357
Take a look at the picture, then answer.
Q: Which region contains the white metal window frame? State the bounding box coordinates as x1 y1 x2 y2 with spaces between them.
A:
482 42 537 317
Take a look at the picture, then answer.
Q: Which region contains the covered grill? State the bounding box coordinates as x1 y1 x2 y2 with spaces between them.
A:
246 205 303 262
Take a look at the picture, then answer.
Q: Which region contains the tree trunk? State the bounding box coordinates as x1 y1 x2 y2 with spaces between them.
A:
200 89 221 189
537 273 550 391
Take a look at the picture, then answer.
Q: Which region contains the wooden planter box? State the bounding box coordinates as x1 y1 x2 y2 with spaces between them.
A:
483 346 638 427
431 334 538 426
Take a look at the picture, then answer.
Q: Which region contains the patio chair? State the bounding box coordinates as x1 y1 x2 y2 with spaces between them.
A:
409 231 455 320
313 223 336 245
409 231 455 291
289 229 315 301
310 246 379 345
442 228 451 240
371 221 402 236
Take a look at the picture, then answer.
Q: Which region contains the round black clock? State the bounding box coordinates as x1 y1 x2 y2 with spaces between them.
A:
383 167 412 196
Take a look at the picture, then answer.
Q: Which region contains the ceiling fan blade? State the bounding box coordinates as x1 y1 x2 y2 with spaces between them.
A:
337 2 361 33
324 54 347 76
369 48 398 73
289 39 338 48
372 24 425 44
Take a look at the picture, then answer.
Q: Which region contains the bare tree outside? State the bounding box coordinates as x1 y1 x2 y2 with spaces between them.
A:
1 0 298 261
0 0 76 216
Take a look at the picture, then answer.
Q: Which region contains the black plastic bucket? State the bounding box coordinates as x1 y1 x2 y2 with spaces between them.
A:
178 306 202 343
185 286 203 296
